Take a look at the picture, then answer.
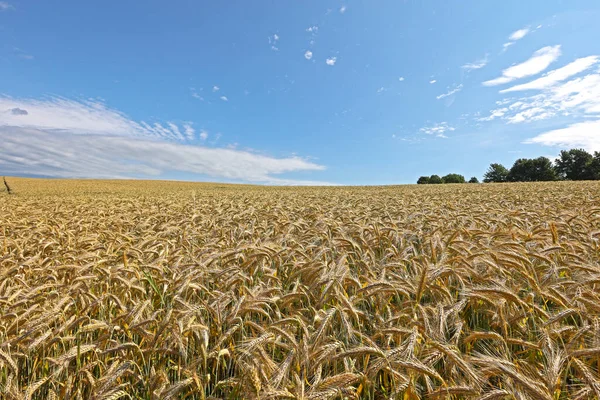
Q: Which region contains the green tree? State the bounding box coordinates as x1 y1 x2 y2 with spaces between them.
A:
589 152 600 180
442 173 465 184
417 176 430 184
483 163 509 183
508 157 557 182
554 149 594 180
468 177 479 183
429 174 443 184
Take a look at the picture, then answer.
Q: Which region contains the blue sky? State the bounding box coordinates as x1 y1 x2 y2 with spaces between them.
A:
2 1 600 185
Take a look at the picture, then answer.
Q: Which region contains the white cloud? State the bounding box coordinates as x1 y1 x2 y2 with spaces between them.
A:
190 88 204 101
500 56 599 93
306 26 318 49
199 130 208 141
525 120 600 152
429 80 437 84
183 124 195 141
220 96 228 102
436 84 463 100
483 45 561 86
304 50 313 60
509 28 530 41
554 73 600 113
0 2 13 11
340 5 347 13
212 85 220 92
462 55 489 71
326 57 337 66
506 106 554 124
501 73 600 124
269 34 280 51
0 96 328 185
0 96 190 141
398 77 405 82
502 27 530 50
479 55 600 128
478 107 508 121
420 122 455 135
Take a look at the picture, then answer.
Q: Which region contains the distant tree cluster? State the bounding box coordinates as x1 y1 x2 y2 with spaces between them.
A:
417 173 478 184
483 149 600 183
417 149 600 184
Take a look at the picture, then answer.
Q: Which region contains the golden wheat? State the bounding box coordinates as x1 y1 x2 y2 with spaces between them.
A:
1 177 600 399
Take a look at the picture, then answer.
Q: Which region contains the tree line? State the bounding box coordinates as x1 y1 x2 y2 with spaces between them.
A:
417 174 478 184
417 148 600 184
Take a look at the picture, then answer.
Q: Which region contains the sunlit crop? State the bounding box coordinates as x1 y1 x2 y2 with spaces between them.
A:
2 178 600 399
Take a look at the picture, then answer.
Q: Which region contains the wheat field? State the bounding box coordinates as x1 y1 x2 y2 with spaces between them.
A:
2 178 600 399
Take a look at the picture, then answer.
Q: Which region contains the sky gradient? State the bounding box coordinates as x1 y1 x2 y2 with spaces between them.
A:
2 0 600 185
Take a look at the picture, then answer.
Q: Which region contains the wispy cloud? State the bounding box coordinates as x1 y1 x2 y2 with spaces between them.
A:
482 64 600 124
478 107 509 122
500 56 599 93
220 96 228 102
325 57 337 66
0 96 193 141
212 85 220 92
509 27 530 41
461 55 489 71
436 84 463 100
183 124 195 141
0 96 327 184
420 122 455 135
503 27 530 50
0 2 14 11
190 87 204 101
0 126 329 184
479 52 600 142
268 33 280 51
429 80 437 84
304 50 313 60
398 77 405 82
483 45 561 86
340 5 347 14
14 47 34 60
306 25 319 48
376 87 386 93
525 120 600 152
